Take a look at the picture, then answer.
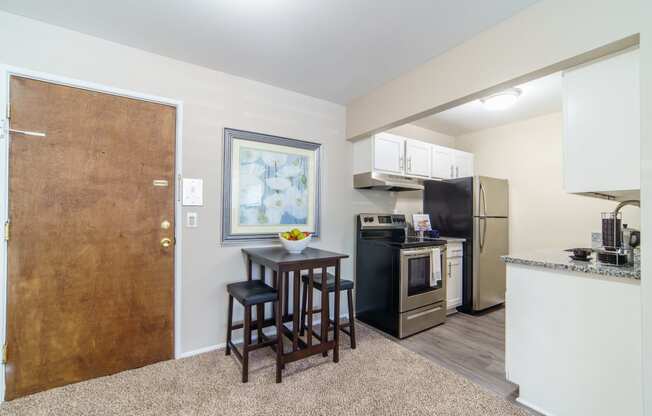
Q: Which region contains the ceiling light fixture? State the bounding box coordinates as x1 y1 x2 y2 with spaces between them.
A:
480 88 522 111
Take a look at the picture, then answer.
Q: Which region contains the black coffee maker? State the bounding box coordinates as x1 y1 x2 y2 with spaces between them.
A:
598 200 640 266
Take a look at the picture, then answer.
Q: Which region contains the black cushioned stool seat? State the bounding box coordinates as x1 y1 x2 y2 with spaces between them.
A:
227 280 277 306
301 272 354 292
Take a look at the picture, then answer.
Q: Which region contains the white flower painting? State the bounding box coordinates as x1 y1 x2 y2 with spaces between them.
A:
238 147 310 226
224 129 320 241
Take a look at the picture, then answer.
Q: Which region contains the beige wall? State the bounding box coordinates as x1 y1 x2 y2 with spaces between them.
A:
640 1 651 410
387 124 455 147
346 0 642 140
456 112 640 253
0 11 400 355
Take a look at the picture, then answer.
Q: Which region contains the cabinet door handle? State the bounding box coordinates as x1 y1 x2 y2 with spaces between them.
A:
456 166 459 177
399 156 404 170
450 165 454 178
407 156 412 172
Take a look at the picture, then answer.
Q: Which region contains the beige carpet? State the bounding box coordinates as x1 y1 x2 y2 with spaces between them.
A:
0 325 529 416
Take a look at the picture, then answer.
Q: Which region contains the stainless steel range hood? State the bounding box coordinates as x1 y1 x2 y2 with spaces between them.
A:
354 172 424 192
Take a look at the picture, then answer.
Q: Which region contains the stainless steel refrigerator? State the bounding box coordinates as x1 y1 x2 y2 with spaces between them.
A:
423 176 508 313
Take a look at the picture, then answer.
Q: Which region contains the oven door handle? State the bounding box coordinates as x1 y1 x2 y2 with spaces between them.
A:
401 249 434 257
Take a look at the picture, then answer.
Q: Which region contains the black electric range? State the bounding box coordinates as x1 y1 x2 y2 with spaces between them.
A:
355 213 448 338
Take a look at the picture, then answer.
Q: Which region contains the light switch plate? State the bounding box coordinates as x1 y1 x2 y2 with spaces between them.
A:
186 212 198 228
182 178 203 206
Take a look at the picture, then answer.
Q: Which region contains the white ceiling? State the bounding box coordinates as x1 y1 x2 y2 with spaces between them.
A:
0 0 539 104
413 72 562 136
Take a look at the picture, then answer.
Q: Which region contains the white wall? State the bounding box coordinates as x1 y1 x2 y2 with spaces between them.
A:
456 112 640 253
0 11 404 355
346 0 642 139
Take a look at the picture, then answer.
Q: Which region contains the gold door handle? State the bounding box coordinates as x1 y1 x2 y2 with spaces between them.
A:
160 238 172 248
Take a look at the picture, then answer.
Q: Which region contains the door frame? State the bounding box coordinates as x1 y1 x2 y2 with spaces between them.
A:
0 65 184 400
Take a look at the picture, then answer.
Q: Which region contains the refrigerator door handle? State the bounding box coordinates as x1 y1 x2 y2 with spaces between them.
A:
480 181 487 217
479 216 487 252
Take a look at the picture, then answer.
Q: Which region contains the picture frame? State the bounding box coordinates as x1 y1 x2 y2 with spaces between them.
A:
222 128 321 242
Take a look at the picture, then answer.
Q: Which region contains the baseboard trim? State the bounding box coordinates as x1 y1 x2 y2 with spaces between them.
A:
178 343 224 359
447 298 462 311
177 314 350 359
516 397 555 416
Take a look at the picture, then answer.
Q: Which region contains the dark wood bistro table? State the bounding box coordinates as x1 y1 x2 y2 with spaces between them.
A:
241 246 349 381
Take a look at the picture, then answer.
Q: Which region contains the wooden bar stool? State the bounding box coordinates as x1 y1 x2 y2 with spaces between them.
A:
225 280 283 383
299 272 356 349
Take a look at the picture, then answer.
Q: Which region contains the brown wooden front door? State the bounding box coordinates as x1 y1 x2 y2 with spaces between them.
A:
5 76 176 400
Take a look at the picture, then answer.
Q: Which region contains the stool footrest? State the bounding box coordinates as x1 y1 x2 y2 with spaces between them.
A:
227 337 279 362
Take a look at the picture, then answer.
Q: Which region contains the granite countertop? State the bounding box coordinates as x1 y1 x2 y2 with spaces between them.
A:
501 249 640 280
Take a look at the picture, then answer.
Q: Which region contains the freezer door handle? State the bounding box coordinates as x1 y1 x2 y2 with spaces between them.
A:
479 181 487 217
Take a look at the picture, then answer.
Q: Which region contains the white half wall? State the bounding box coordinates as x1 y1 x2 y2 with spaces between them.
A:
506 265 642 416
456 113 640 253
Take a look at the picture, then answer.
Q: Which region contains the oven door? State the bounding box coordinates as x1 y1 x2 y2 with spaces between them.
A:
399 247 446 312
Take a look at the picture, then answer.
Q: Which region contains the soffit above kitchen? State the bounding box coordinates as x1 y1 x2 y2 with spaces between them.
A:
413 72 562 136
0 0 539 104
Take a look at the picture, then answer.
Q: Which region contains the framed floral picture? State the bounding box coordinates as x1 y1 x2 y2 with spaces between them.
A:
222 128 321 242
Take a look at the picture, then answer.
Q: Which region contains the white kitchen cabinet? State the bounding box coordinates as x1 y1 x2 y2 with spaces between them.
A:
446 258 463 311
431 145 454 179
446 242 463 311
432 147 473 179
453 150 474 178
404 139 431 177
373 133 405 174
562 48 640 200
353 133 474 187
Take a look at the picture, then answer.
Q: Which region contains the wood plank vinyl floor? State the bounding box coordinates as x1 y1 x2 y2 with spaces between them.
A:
364 306 542 415
398 307 514 396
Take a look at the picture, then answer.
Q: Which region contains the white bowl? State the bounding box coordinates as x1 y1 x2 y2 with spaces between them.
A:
278 233 311 254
